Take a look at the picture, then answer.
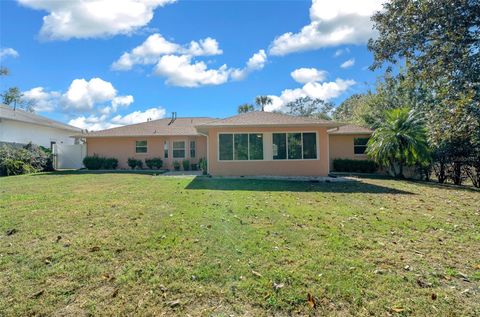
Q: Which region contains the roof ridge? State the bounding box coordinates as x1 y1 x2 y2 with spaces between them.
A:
85 116 218 134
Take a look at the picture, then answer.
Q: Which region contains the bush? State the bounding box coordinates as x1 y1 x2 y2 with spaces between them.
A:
83 155 103 170
145 157 163 170
104 158 118 170
191 163 198 171
182 159 190 171
199 158 208 175
83 155 118 170
333 159 378 173
24 143 54 172
127 158 143 170
0 143 53 176
173 161 181 171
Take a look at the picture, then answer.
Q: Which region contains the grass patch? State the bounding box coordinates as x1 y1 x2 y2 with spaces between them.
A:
0 173 479 316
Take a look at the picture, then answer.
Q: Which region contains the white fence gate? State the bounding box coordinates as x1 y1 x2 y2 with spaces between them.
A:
53 143 86 169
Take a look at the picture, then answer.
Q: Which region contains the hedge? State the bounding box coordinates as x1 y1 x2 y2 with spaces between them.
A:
83 155 118 170
127 158 143 170
333 159 378 173
145 158 163 169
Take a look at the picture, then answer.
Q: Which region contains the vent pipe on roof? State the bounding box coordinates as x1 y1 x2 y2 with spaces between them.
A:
168 112 177 125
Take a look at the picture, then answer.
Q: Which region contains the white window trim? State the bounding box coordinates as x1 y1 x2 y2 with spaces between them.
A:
164 140 169 159
217 132 265 162
217 131 319 162
272 131 319 161
190 140 196 158
135 140 148 154
172 140 186 159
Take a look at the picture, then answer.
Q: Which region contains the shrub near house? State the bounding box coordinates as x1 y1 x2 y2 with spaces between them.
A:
83 155 118 170
145 158 163 170
333 159 378 173
127 158 143 170
0 143 53 176
182 159 190 171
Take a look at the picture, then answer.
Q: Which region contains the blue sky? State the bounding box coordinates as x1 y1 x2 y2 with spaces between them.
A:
0 0 384 130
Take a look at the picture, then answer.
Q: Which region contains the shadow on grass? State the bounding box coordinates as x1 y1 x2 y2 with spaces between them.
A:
185 177 414 194
405 179 480 193
334 173 480 193
32 169 166 176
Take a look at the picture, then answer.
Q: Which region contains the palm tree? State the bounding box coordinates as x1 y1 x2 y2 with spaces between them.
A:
255 96 272 112
237 103 254 113
366 108 429 178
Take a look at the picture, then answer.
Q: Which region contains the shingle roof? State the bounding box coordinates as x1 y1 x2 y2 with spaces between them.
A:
328 124 373 135
83 117 217 138
197 111 341 128
0 104 82 132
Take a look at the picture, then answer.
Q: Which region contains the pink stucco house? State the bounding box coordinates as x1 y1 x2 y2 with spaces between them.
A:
83 111 372 176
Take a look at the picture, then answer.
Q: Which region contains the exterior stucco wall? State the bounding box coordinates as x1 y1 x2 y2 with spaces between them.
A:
0 119 77 147
328 134 370 169
206 126 330 177
86 135 207 169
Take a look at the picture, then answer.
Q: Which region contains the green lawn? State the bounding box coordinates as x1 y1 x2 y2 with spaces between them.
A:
0 173 479 316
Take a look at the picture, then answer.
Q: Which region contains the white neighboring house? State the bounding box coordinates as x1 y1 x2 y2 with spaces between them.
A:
0 104 82 148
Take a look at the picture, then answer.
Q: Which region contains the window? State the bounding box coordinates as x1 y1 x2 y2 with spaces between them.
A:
302 133 317 159
219 134 234 160
354 137 369 155
273 132 317 160
234 134 248 160
249 134 263 160
135 140 147 153
272 133 286 160
190 141 196 158
218 133 264 161
288 133 302 159
173 141 185 158
164 141 168 158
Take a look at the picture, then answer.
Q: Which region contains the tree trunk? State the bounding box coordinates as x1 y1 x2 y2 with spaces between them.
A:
398 163 404 179
437 162 446 183
452 161 463 185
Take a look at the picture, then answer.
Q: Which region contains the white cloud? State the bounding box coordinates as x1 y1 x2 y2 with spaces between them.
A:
22 87 60 112
340 58 355 68
290 68 327 84
100 95 134 115
269 0 384 55
112 33 266 86
231 49 267 80
153 50 267 87
111 107 166 125
334 47 350 57
69 106 166 131
24 78 163 131
266 78 356 112
17 0 176 40
68 115 118 131
186 37 223 57
154 55 230 87
111 33 222 70
0 48 19 59
24 77 134 115
153 49 268 87
61 78 118 111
